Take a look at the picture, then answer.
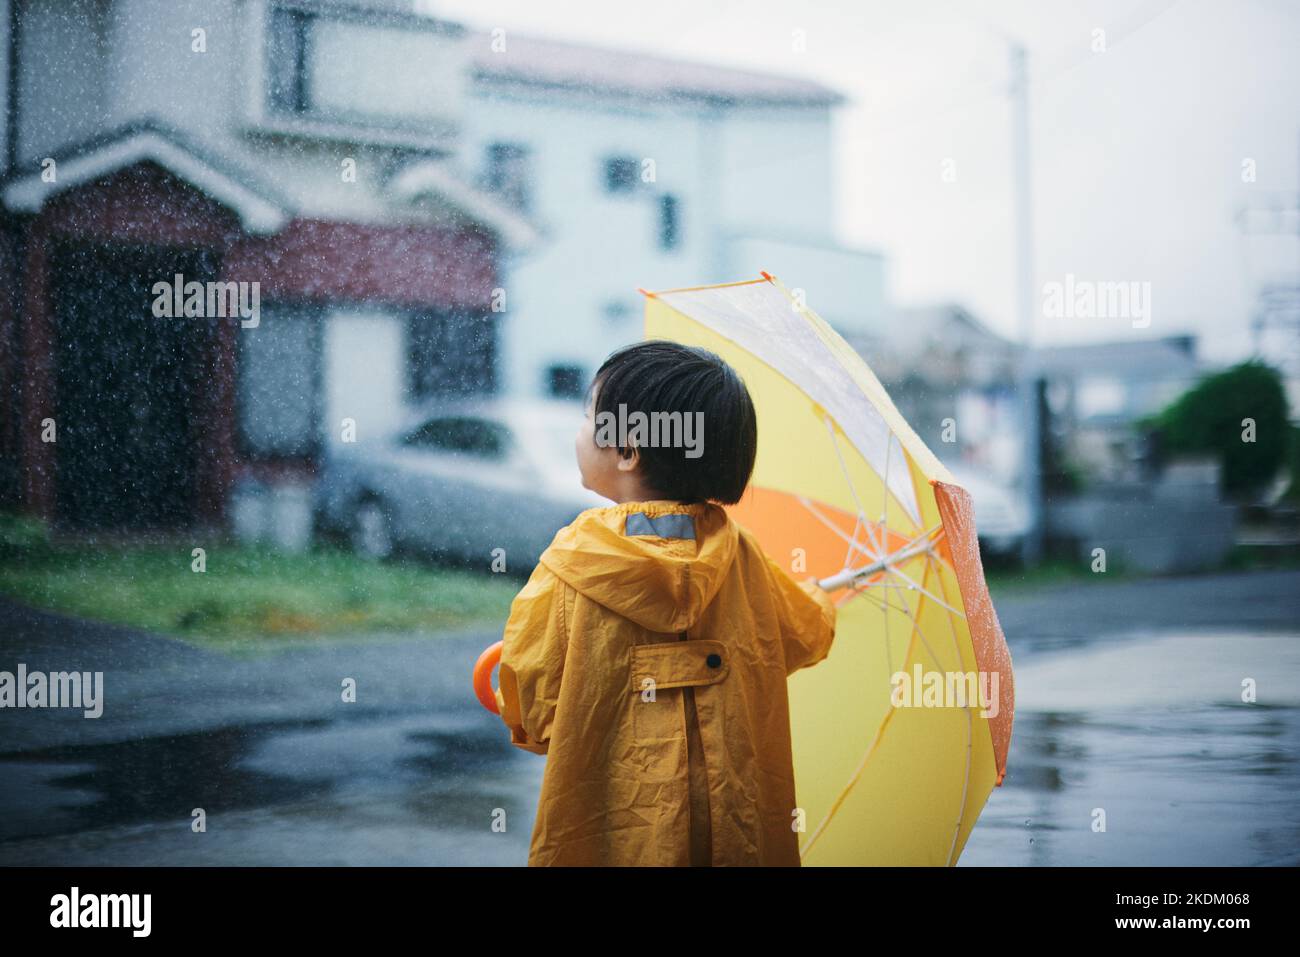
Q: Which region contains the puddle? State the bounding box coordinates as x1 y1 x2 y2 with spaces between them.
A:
0 710 531 860
960 631 1300 866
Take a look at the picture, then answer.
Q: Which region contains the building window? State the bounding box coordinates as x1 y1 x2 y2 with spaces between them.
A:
658 194 680 250
604 156 640 194
237 307 322 459
408 310 497 400
267 7 312 114
483 142 532 211
263 7 462 131
548 364 585 399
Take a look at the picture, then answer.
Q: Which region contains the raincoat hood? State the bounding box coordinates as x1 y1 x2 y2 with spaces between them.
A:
539 500 739 634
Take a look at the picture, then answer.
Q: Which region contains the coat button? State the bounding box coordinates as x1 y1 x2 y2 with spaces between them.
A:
706 653 722 668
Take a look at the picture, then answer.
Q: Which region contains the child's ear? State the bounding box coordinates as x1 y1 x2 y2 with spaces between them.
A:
616 444 641 472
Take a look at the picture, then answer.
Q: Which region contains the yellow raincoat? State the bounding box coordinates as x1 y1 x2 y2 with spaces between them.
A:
494 498 838 866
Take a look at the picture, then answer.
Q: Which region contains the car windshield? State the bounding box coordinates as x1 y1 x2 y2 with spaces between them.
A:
402 416 510 459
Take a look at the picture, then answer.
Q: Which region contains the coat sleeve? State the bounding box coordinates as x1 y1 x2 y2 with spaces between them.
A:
493 562 567 755
764 553 838 676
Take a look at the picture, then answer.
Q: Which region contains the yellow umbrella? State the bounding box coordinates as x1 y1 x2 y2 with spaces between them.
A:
641 272 1015 865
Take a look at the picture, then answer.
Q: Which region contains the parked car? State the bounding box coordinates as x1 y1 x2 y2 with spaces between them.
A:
315 397 608 571
944 463 1031 558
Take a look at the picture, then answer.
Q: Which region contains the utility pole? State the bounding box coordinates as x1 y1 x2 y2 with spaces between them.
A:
1237 130 1300 403
1010 43 1044 566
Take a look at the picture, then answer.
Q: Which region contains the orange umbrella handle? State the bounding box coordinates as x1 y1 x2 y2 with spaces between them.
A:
472 640 504 714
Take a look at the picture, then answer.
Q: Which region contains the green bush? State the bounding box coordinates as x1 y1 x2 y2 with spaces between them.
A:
0 512 50 551
1147 360 1289 498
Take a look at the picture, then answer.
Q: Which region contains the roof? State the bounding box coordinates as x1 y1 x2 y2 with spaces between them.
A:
469 30 845 107
896 303 1017 347
1 118 538 247
1 119 290 234
1034 337 1202 379
840 303 1019 371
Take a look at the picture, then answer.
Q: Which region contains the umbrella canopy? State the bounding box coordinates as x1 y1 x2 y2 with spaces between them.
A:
642 272 1015 865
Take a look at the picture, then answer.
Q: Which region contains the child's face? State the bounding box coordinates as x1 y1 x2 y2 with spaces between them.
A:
576 383 634 502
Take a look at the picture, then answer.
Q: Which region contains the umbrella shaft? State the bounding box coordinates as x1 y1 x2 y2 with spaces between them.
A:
817 538 933 591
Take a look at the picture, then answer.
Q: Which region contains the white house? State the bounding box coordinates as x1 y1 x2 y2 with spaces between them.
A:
455 25 889 399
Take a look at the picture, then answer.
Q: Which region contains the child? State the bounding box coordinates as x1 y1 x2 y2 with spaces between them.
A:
493 339 837 866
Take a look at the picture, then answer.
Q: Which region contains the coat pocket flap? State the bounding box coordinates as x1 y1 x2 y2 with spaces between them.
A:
631 639 729 692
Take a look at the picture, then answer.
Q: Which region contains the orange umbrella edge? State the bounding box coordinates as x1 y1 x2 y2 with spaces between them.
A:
932 480 1016 787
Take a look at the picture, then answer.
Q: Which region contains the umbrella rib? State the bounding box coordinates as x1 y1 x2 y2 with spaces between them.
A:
892 558 974 866
798 698 898 861
853 586 915 619
846 523 963 617
821 414 883 560
881 432 893 545
883 562 967 619
800 548 977 863
798 420 972 861
817 522 949 591
928 553 975 867
799 565 945 860
797 494 878 564
874 563 948 675
843 511 867 572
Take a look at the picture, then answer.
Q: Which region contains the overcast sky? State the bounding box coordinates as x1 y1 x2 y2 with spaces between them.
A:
432 0 1299 363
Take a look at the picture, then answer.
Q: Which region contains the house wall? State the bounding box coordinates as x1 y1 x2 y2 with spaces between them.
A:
713 104 837 239
107 0 239 129
461 86 713 398
461 83 883 400
222 219 497 308
13 0 113 164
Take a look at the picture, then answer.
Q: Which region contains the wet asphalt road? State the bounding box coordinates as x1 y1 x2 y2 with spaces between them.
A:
1 570 1298 865
0 606 543 865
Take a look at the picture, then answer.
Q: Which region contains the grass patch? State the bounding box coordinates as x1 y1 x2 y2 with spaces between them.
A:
1223 543 1300 571
983 556 1114 594
0 522 519 648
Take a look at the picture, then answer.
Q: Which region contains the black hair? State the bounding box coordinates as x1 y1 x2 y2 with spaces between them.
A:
587 339 757 505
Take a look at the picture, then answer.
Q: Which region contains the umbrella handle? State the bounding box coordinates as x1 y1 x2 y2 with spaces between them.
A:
472 640 504 714
817 570 856 591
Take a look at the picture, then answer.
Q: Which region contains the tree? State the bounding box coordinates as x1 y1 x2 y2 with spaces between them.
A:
1146 360 1289 499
